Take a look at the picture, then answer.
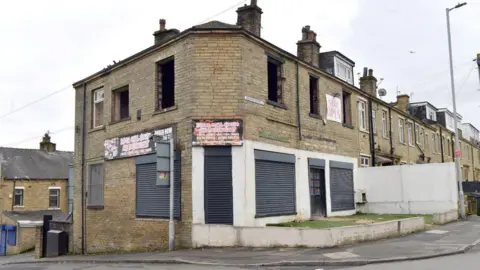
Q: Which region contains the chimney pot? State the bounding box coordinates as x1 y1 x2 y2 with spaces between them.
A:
160 19 166 31
307 31 315 41
251 0 257 6
368 69 373 77
363 67 368 77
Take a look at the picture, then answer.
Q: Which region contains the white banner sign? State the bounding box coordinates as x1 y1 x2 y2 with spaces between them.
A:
326 94 342 123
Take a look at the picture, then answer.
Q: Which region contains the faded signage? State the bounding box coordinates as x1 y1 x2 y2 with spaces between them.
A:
192 119 243 146
104 126 173 160
326 94 342 123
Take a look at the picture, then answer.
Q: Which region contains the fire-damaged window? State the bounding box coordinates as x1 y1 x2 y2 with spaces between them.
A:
267 56 284 105
156 57 175 110
92 88 104 128
309 75 320 116
342 91 352 126
112 86 129 121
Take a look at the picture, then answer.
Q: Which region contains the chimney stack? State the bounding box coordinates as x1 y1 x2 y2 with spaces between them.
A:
396 94 410 113
40 132 56 152
236 0 263 36
359 67 377 96
153 19 180 45
297 26 321 67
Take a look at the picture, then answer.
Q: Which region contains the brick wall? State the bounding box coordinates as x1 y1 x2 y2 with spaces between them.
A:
0 179 68 212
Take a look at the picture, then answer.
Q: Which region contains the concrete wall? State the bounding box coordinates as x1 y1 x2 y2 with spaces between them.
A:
192 217 424 248
357 162 458 214
192 140 357 227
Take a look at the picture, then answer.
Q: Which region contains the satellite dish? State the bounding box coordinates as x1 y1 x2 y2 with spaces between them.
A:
378 88 387 97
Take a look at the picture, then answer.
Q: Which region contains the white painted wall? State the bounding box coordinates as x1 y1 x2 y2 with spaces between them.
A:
356 162 458 214
192 140 358 227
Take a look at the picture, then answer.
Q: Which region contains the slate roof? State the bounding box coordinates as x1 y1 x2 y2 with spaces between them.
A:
3 210 70 223
0 147 73 180
192 20 241 29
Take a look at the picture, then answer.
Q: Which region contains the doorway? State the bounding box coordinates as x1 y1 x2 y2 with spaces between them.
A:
309 167 326 218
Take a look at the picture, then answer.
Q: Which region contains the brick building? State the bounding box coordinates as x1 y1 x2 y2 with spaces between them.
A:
72 0 480 253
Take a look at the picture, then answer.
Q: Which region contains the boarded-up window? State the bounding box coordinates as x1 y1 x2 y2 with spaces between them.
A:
88 163 104 208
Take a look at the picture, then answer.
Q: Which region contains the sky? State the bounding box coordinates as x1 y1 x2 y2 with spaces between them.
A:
0 0 479 151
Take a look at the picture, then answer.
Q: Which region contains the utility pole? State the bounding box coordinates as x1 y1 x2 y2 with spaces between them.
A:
446 2 467 220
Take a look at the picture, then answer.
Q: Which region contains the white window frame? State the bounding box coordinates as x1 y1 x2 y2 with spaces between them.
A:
358 99 367 131
381 110 388 138
415 125 420 144
14 187 24 207
360 155 370 168
48 187 61 209
432 134 437 153
93 88 104 128
398 119 405 143
407 122 413 146
422 128 426 148
372 110 376 134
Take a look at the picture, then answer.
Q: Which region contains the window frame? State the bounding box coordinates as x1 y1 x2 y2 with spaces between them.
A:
14 187 24 207
48 187 61 209
407 122 413 146
111 85 130 122
87 163 105 209
371 109 376 134
156 56 176 111
266 55 285 106
360 156 370 168
358 99 367 131
309 75 320 116
432 134 437 153
92 88 104 128
381 110 388 138
398 119 405 144
342 91 352 127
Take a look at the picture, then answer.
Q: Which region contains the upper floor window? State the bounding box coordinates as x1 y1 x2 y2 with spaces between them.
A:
407 122 413 146
112 86 129 122
49 187 60 209
267 56 284 104
14 187 24 207
156 57 175 110
425 134 429 151
371 110 376 134
432 134 437 153
381 110 388 138
92 88 104 128
342 91 352 126
447 139 451 156
421 128 425 147
358 99 367 131
398 119 405 143
335 58 353 84
415 125 420 144
309 76 319 115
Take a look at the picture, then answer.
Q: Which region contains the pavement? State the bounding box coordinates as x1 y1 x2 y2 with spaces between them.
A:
3 216 480 268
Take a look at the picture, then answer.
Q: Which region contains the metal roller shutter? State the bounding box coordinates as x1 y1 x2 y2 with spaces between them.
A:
204 147 233 225
330 167 354 212
255 159 296 217
136 153 181 219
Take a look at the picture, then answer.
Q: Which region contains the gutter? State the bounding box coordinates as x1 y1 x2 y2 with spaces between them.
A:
440 128 445 163
81 83 87 255
368 99 376 166
296 62 302 140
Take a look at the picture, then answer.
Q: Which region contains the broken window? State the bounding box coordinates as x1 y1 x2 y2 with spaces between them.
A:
112 86 129 121
267 57 283 104
92 88 104 128
342 91 352 126
309 76 319 115
156 57 175 110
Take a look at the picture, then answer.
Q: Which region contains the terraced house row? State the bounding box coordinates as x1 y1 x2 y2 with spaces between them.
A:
72 0 480 253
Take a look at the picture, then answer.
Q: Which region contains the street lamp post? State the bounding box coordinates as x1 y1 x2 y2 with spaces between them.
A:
446 2 467 220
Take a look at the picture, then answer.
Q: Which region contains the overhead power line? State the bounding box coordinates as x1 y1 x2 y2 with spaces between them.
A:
198 0 247 25
3 126 74 147
0 84 72 121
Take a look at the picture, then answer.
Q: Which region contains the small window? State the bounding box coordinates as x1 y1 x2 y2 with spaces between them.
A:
309 76 319 115
92 88 104 128
14 188 23 207
112 86 129 121
49 188 60 209
372 110 376 134
381 110 388 138
156 57 175 110
358 100 367 131
398 119 405 143
342 91 352 125
360 156 370 168
267 57 283 104
407 122 413 146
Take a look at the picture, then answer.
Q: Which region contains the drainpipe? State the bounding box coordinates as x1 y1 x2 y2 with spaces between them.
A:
472 144 475 181
440 128 445 163
413 123 425 162
388 107 394 159
295 61 302 140
368 100 376 166
81 83 87 255
68 164 74 214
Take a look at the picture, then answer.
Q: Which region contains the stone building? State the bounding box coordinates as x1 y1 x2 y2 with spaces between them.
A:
72 0 480 253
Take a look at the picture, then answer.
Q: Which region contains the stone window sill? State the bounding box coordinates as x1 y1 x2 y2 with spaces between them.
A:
109 117 131 126
343 123 354 129
309 113 323 120
266 100 288 110
360 129 369 135
153 105 178 116
89 125 106 133
87 205 104 210
13 206 24 208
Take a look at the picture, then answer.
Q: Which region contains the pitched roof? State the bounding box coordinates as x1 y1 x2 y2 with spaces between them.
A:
0 147 73 180
192 20 241 29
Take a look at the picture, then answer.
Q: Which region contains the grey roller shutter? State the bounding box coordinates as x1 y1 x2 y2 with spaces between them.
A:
255 150 296 218
330 161 354 212
204 147 233 225
135 152 181 219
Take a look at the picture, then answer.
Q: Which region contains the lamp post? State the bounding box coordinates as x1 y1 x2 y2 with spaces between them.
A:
446 2 467 220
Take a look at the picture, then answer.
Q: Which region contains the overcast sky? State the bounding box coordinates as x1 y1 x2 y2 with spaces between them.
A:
1 0 479 151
